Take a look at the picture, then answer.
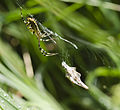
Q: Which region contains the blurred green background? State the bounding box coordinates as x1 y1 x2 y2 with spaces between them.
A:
0 0 120 110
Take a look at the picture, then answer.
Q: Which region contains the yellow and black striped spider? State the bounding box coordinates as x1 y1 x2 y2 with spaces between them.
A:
18 5 78 56
19 6 58 56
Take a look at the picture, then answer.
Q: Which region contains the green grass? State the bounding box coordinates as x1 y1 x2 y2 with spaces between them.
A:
0 0 120 110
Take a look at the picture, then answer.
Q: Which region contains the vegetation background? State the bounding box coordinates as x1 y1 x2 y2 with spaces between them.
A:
0 0 120 110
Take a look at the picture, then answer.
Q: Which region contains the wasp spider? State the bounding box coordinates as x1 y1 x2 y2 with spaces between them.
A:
19 6 58 56
18 5 78 56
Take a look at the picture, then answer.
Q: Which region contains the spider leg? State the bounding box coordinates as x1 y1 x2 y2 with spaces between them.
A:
40 39 50 42
40 32 51 39
41 32 56 44
40 37 56 42
45 52 58 56
19 6 27 24
38 39 58 56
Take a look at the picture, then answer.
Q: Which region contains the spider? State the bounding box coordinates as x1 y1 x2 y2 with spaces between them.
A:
19 6 58 56
18 4 78 56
